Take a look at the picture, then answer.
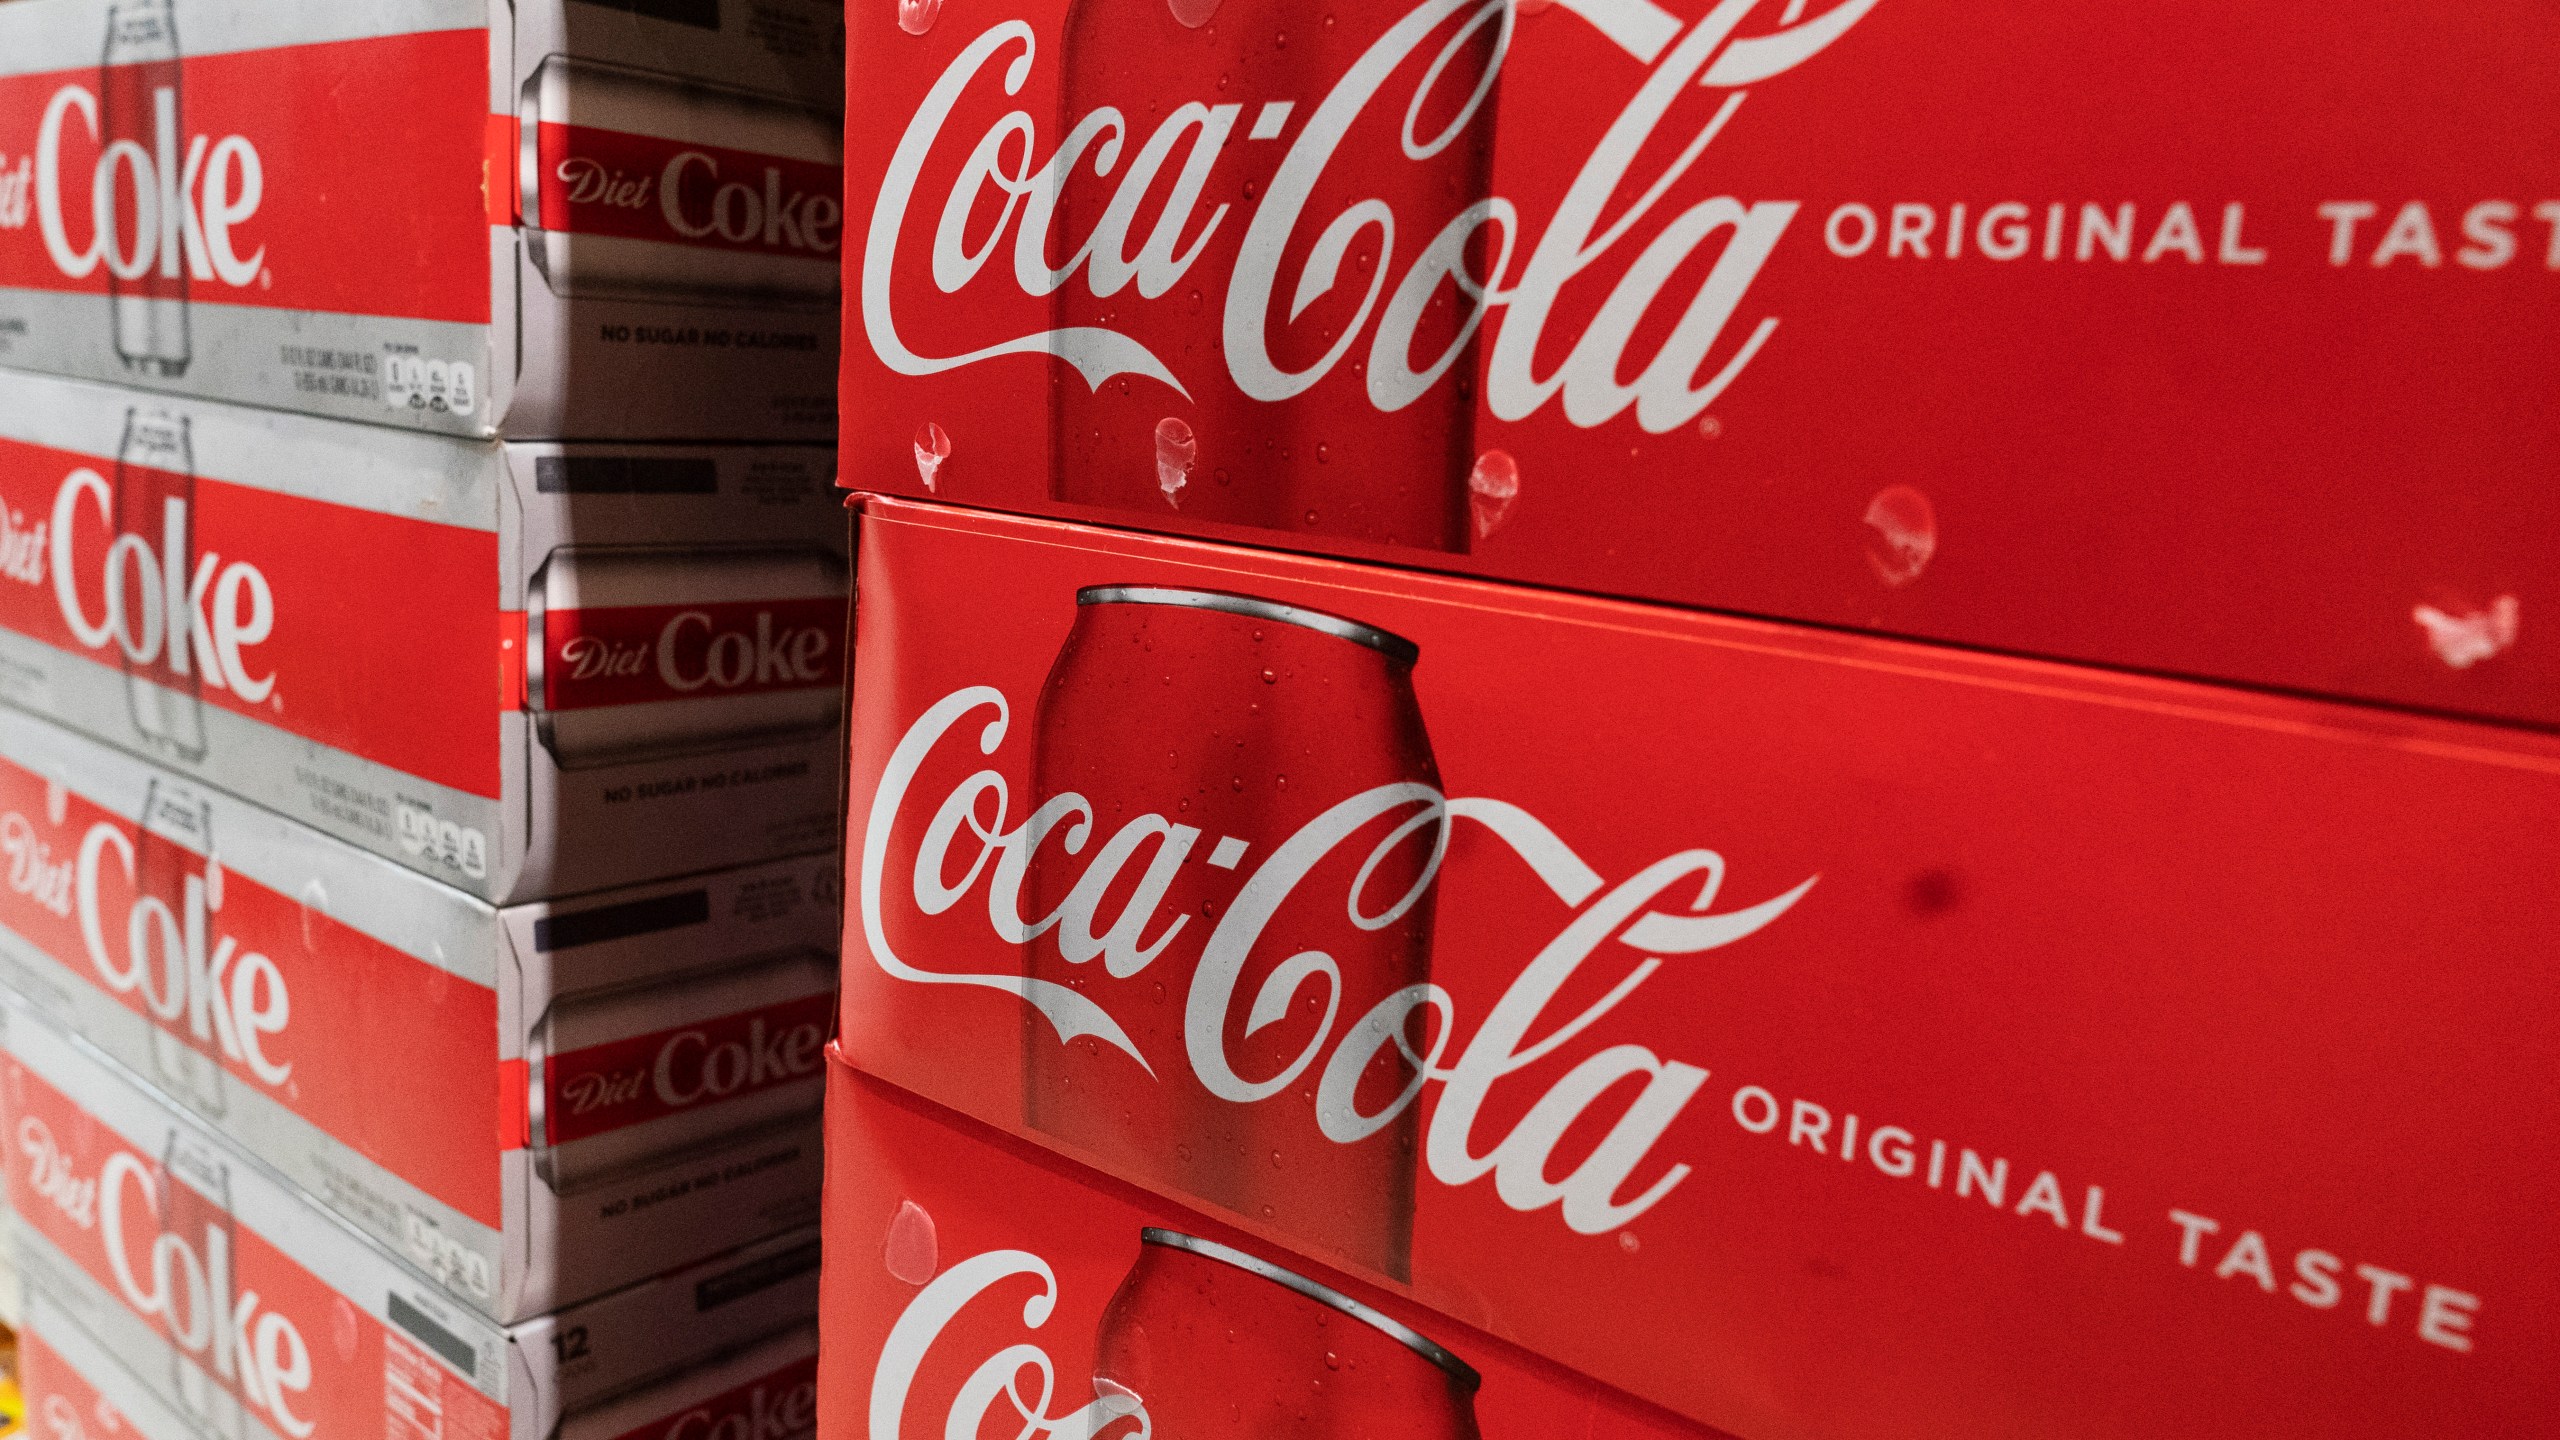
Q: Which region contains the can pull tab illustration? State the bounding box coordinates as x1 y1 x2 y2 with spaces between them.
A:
113 408 211 762
101 0 193 377
526 544 849 770
518 56 845 308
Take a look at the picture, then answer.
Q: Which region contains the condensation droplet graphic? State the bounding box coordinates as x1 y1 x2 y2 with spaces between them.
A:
1168 0 1222 27
885 1199 940 1284
896 0 943 35
1467 449 1520 540
2412 595 2520 670
1863 485 1937 586
204 857 224 911
333 1298 362 1361
45 779 67 826
913 422 952 492
1093 1378 1149 1425
1154 417 1197 509
298 879 329 953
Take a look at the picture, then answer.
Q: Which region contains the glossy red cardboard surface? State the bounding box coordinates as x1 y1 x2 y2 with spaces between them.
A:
820 1055 1717 1440
840 0 2558 726
835 495 2559 1439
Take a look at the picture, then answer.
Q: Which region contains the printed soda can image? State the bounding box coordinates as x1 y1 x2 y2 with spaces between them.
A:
99 0 192 378
107 407 210 761
525 544 848 770
1043 0 1498 551
525 948 835 1194
1095 1228 1484 1440
1024 585 1441 1280
518 57 845 309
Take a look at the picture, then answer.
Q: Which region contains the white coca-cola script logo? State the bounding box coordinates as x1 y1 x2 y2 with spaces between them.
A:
49 467 275 700
34 85 266 286
558 608 833 696
862 687 1816 1235
868 1250 1144 1440
865 0 1875 431
662 1373 819 1440
3 810 76 915
95 1148 315 1437
17 1116 98 1227
71 819 292 1085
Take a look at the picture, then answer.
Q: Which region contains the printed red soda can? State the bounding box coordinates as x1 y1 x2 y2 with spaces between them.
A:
525 545 848 769
1025 586 1441 1279
1045 0 1505 552
101 0 192 377
1094 1228 1483 1439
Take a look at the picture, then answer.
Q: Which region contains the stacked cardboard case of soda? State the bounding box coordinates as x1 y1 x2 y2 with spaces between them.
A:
0 3 845 1437
823 3 2559 1439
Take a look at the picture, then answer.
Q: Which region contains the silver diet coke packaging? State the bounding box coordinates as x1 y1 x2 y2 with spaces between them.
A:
21 1297 821 1440
2 1012 826 1440
0 368 847 903
0 0 844 440
0 705 835 1323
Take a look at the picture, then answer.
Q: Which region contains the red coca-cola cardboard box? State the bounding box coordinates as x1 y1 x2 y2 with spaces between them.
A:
831 495 2559 1439
0 0 842 440
837 0 2559 727
0 705 831 1323
19 1292 819 1440
2 1015 824 1440
0 368 846 902
821 1056 1713 1440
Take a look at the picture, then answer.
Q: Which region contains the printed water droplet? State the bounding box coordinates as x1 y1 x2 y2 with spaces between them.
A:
1863 485 1937 586
1618 1231 1642 1254
1269 1148 1284 1167
913 422 952 491
1093 1377 1148 1421
1154 416 1197 509
298 879 329 952
1323 1351 1341 1371
885 1199 940 1284
2412 595 2519 669
204 858 224 910
1260 668 1278 685
1697 415 1724 438
896 0 943 35
1467 449 1520 540
44 779 66 826
1168 0 1222 27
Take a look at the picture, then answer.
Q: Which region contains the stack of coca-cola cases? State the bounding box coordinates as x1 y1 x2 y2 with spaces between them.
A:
814 1 2558 1438
0 4 851 1440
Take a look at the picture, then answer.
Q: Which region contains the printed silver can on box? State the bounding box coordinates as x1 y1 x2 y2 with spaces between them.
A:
0 705 836 1323
0 0 843 440
0 368 847 903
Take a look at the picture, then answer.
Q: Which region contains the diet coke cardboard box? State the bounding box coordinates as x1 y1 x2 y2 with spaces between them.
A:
0 705 833 1322
0 368 847 903
18 1288 821 1440
1 1017 826 1440
840 0 2560 727
822 1057 1714 1440
830 495 2560 1439
0 0 842 440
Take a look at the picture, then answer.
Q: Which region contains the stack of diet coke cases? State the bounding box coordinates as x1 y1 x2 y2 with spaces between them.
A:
822 3 2559 1439
0 0 844 439
0 0 853 1433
